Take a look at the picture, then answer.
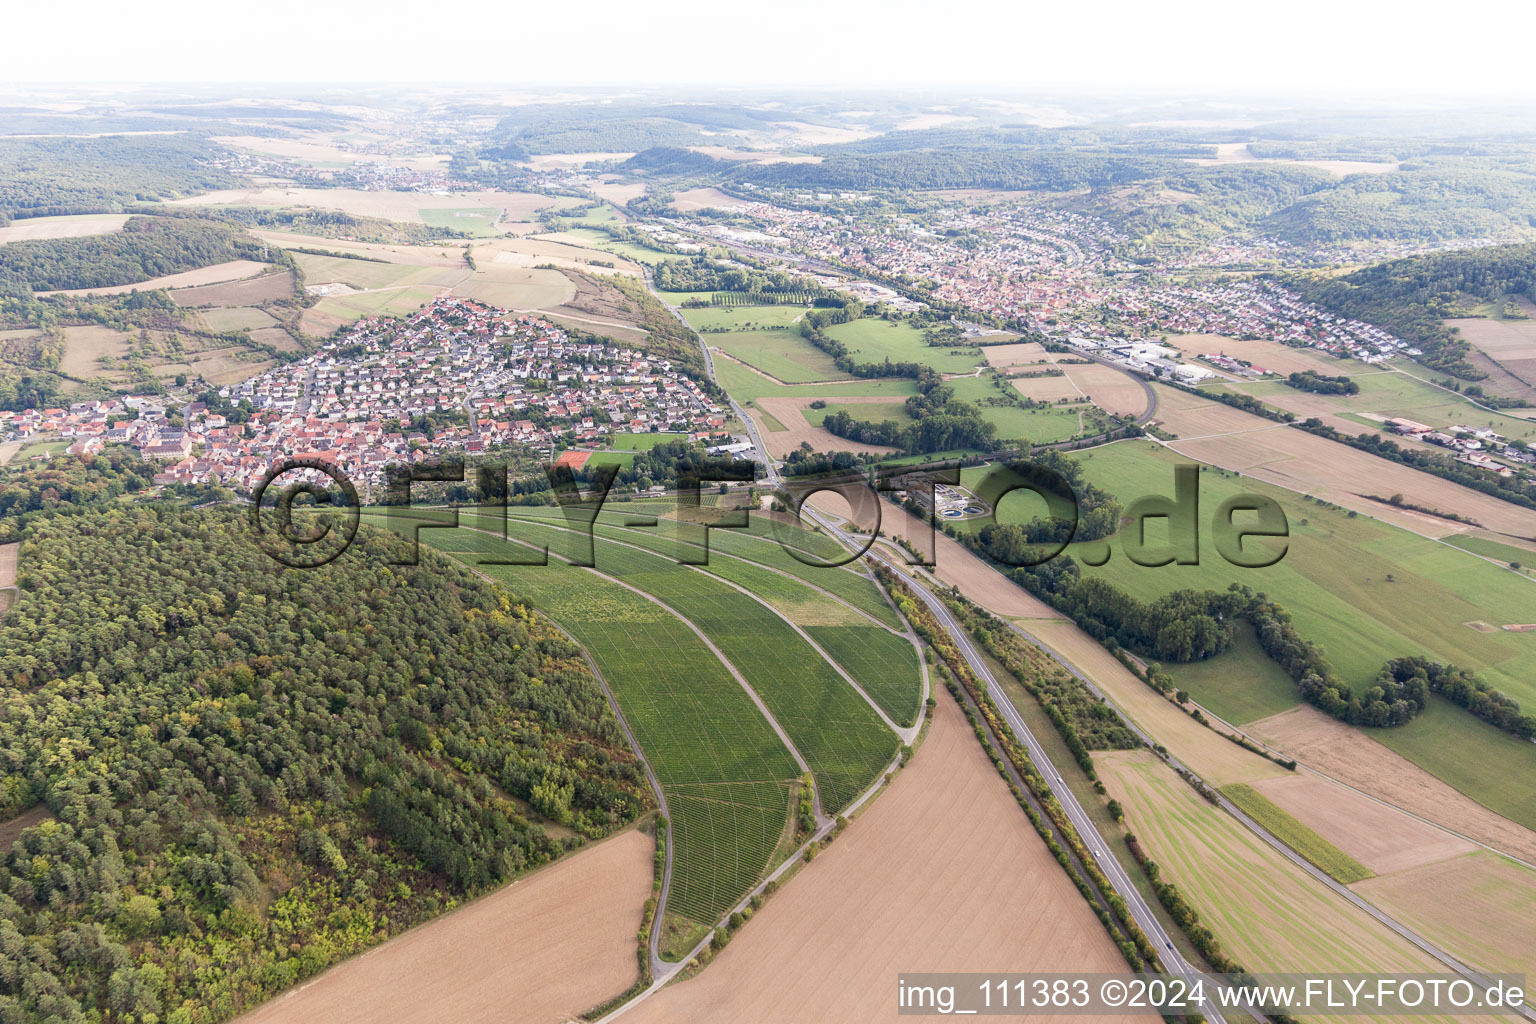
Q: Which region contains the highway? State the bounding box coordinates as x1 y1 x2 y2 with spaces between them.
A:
799 504 1231 1024
840 524 1534 1022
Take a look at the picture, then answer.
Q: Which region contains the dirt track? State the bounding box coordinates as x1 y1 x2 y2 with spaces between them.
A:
235 830 652 1024
623 689 1151 1024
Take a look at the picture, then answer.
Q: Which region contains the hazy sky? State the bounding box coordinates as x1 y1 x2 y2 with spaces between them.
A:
5 0 1534 98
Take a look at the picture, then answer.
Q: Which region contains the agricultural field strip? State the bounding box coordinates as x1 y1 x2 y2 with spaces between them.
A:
494 501 907 629
455 509 915 739
404 524 802 925
413 513 900 810
823 513 1531 1009
1020 626 1535 1001
1102 754 1480 1024
814 524 1227 1013
459 508 923 728
462 515 902 812
460 507 905 634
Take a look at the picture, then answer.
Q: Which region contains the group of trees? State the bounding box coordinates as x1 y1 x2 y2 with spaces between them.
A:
823 367 1000 454
992 537 1536 738
0 502 649 1022
0 135 233 220
1284 370 1359 395
1029 575 1243 664
943 451 1123 553
1288 242 1536 379
653 257 812 296
0 215 278 293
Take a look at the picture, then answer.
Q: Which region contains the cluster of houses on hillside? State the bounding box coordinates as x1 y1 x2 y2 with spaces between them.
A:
3 299 733 492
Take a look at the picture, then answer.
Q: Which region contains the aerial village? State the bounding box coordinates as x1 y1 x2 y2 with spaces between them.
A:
1 299 733 491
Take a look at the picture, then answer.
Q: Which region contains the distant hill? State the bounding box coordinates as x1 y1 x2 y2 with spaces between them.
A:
0 135 232 221
1288 242 1536 378
0 215 273 293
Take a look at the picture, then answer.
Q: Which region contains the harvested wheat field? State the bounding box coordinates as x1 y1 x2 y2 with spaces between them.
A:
1247 706 1536 864
0 443 21 467
982 341 1050 367
753 396 899 458
592 182 648 206
451 265 576 311
36 261 271 297
212 134 449 171
624 689 1152 1024
1099 751 1490 1024
1155 385 1536 539
489 237 643 277
0 213 128 245
236 830 652 1024
171 270 298 308
1448 309 1536 400
253 231 470 267
1011 372 1083 402
1354 850 1536 983
1163 334 1351 376
1058 361 1148 416
1251 773 1474 875
250 327 301 352
523 152 634 169
58 325 131 378
174 188 561 225
0 542 16 588
669 187 751 213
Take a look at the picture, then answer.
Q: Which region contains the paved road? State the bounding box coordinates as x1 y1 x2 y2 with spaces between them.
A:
799 506 1229 1024
646 268 779 484
634 255 1531 1022
881 555 1535 1022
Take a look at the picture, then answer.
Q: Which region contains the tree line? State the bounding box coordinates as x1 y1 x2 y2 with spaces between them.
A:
957 520 1536 739
1284 370 1359 395
1287 242 1536 379
0 215 280 293
0 135 233 220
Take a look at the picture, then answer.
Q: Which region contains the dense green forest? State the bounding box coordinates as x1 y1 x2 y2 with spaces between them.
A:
493 108 709 155
0 504 650 1024
652 256 818 296
737 150 1179 193
1288 242 1536 378
719 144 1536 248
0 216 275 293
0 137 231 221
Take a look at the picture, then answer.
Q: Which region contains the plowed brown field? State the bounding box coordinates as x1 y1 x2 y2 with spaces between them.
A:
623 689 1152 1024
